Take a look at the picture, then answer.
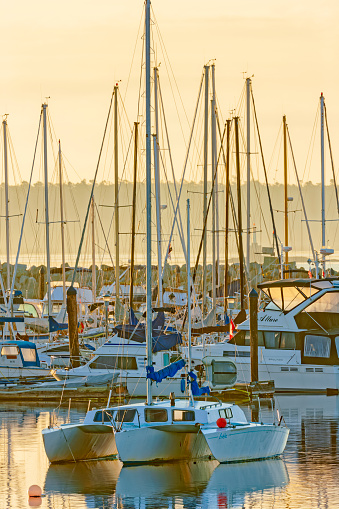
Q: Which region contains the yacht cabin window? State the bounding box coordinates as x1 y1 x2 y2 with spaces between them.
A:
145 408 168 422
335 337 339 358
90 355 138 370
18 303 39 318
304 335 331 358
1 345 19 359
21 348 37 363
115 409 136 423
172 410 195 422
93 410 113 423
219 408 233 419
268 286 311 311
302 292 339 313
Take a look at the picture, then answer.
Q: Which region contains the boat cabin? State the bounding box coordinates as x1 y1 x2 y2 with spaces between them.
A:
233 278 339 366
84 400 247 429
0 340 41 368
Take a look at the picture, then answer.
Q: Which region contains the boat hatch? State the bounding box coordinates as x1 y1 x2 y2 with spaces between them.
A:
172 410 195 421
145 408 168 422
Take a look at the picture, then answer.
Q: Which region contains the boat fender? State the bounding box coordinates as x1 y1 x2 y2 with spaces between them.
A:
216 417 227 428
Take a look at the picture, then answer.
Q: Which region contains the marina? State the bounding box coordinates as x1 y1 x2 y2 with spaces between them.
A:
0 0 338 507
0 395 338 508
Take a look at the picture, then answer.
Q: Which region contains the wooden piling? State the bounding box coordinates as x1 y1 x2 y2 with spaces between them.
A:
249 288 259 383
249 288 259 422
67 286 80 368
39 266 45 301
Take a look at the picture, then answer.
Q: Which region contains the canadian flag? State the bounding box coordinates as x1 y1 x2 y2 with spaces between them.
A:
167 244 173 259
229 319 235 339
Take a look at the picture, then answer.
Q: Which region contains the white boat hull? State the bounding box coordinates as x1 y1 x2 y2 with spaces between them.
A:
0 366 51 380
202 424 289 463
42 423 117 463
115 425 211 464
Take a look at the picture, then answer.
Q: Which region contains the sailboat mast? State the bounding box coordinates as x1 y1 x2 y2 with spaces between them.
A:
91 196 96 303
129 122 138 309
202 65 209 317
246 77 251 277
58 141 66 308
153 67 163 306
114 84 120 302
320 93 325 273
211 64 217 322
283 115 288 277
42 103 51 317
224 119 231 314
187 198 194 405
145 0 152 406
2 118 10 291
235 116 245 311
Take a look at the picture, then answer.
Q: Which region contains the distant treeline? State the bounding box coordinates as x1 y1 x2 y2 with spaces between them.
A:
0 179 336 267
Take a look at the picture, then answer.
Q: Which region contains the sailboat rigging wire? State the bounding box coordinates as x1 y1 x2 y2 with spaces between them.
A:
7 115 42 312
286 125 316 262
250 88 281 265
161 72 204 271
158 76 187 262
94 201 115 268
324 102 339 215
99 123 134 269
215 115 242 262
302 104 319 184
71 91 114 286
152 8 192 139
181 123 227 331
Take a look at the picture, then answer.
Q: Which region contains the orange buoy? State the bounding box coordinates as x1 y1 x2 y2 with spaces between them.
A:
28 485 42 497
28 485 42 507
216 417 227 428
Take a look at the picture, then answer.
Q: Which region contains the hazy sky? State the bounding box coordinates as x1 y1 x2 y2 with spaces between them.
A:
0 0 338 185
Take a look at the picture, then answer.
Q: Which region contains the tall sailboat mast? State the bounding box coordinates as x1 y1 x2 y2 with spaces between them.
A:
145 0 152 406
129 122 138 309
114 84 120 302
2 118 10 291
42 103 51 317
58 141 66 308
186 198 193 405
246 77 251 277
320 92 325 273
153 67 163 306
202 65 209 317
283 115 288 277
211 64 217 322
235 116 245 311
91 196 96 303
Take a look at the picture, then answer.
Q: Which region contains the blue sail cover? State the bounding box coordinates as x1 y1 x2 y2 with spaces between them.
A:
114 310 181 353
181 371 210 396
147 359 186 383
49 316 68 332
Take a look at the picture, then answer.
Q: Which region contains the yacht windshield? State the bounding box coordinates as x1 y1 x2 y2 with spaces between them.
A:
267 285 319 311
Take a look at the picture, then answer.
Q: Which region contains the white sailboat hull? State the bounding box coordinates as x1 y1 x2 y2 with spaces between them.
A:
202 424 289 463
115 425 211 464
42 423 117 463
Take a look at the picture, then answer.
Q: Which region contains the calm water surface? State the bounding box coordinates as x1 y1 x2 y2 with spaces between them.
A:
0 395 339 509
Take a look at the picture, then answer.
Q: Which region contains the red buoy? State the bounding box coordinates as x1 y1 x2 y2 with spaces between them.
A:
216 417 227 428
